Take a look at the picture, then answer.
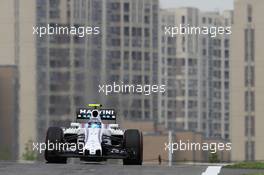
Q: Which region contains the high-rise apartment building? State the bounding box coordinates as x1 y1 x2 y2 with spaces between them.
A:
159 9 178 129
0 0 37 159
160 7 200 131
200 11 233 139
36 0 88 142
160 7 232 139
231 0 264 161
85 0 160 122
36 0 160 136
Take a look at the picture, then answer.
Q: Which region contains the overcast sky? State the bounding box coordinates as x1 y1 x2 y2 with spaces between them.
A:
160 0 233 12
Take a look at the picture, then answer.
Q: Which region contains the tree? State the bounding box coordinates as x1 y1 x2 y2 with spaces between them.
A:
22 139 37 161
209 151 220 163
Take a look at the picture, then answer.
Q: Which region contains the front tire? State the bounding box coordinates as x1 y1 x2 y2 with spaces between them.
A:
123 129 143 165
44 127 67 163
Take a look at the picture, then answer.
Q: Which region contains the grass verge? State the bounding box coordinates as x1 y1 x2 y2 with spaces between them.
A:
225 162 264 169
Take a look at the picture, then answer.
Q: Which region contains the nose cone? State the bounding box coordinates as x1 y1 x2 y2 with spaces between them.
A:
84 128 102 155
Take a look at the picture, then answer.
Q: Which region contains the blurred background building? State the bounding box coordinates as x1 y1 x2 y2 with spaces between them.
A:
231 0 264 161
0 0 37 160
159 8 232 139
88 0 160 123
200 10 233 140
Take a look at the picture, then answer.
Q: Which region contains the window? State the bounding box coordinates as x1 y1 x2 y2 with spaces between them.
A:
124 27 129 36
188 122 197 130
245 91 249 112
224 39 229 48
124 15 129 22
144 28 150 37
245 91 255 112
247 5 252 23
49 11 59 19
225 82 229 89
245 66 255 87
245 116 255 136
225 50 229 58
225 61 229 68
144 16 150 24
245 66 248 86
144 99 150 108
202 17 206 24
203 49 207 56
124 3 129 12
111 3 120 10
251 92 255 111
251 66 255 86
245 141 255 161
181 16 185 24
123 74 129 83
123 62 129 70
208 18 212 24
245 29 255 61
124 51 129 60
132 27 136 36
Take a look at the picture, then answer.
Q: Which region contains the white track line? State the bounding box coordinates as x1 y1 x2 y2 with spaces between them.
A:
201 166 222 175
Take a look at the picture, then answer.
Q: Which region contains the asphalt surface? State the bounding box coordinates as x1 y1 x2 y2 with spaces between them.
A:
0 161 263 175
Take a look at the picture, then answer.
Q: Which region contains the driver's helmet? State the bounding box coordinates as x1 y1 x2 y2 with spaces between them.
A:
87 118 102 128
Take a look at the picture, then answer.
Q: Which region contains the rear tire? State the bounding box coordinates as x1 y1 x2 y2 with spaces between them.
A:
44 127 67 164
123 129 143 165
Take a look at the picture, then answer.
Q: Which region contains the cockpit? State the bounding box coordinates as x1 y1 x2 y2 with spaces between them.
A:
87 118 102 128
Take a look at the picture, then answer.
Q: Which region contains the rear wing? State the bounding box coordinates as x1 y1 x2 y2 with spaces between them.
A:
76 108 116 121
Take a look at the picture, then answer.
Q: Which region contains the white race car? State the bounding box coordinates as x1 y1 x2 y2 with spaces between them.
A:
44 104 143 165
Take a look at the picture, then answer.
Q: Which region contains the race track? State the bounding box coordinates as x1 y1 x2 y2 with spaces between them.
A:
0 161 263 175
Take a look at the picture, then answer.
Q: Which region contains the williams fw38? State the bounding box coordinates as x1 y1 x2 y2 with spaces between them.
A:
44 104 143 165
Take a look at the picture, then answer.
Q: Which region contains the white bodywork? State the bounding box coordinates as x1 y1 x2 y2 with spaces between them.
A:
63 122 123 155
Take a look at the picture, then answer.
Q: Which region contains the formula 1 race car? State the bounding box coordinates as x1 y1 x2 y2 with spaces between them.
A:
44 104 143 165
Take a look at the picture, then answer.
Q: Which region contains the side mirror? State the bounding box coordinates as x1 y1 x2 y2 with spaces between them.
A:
70 122 80 128
108 124 119 129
